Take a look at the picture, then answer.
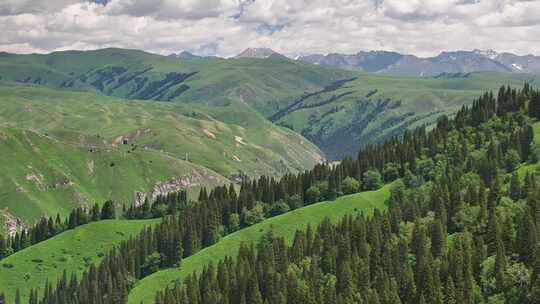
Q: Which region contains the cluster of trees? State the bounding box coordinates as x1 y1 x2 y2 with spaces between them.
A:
5 83 540 303
155 84 540 303
0 201 116 260
155 187 540 304
124 190 189 219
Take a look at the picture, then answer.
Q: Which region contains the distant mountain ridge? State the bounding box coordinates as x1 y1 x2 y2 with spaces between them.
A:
234 47 287 59
169 51 203 59
169 48 540 76
297 49 540 76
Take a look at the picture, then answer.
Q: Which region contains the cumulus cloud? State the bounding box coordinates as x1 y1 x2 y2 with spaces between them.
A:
0 0 82 15
103 0 241 20
0 0 539 57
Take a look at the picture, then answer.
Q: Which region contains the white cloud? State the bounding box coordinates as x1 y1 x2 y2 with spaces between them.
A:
103 0 241 20
0 0 82 15
0 0 539 57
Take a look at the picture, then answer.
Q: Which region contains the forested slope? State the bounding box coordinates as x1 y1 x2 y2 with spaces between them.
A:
128 185 391 303
151 85 540 304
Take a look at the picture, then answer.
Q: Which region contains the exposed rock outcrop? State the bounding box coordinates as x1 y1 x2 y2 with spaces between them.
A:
54 179 73 189
133 191 147 207
133 174 204 205
2 211 26 237
150 176 196 201
26 173 45 191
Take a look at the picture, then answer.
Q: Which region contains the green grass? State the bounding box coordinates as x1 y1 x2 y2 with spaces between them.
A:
127 184 392 303
0 218 161 302
0 83 323 178
0 83 324 224
0 48 347 116
274 72 540 159
0 127 228 223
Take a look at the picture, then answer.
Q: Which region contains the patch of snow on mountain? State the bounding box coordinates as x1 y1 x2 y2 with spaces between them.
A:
474 49 499 60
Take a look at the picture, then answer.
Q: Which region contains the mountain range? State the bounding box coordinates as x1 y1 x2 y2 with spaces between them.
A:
300 49 540 76
173 48 540 76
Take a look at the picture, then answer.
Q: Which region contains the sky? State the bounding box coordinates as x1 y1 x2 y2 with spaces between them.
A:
0 0 539 57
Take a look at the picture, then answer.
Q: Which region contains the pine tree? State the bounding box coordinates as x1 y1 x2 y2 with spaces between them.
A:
494 237 507 292
91 203 100 221
430 218 446 258
529 91 540 119
0 237 6 259
518 211 538 265
445 277 457 304
101 200 116 219
15 289 21 304
509 172 522 201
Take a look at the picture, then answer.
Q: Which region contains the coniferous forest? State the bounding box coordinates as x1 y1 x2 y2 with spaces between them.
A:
153 85 540 304
2 84 540 304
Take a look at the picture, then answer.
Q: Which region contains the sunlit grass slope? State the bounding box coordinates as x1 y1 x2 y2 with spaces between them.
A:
0 127 227 223
0 219 160 302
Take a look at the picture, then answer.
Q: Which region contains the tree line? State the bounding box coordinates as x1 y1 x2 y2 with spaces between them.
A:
0 201 116 260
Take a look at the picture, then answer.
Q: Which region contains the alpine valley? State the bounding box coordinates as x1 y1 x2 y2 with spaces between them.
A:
2 46 540 304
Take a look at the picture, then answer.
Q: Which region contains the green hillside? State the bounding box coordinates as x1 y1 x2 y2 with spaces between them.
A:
273 72 540 159
0 49 347 115
127 183 392 303
2 49 537 160
0 127 228 224
0 218 160 302
0 83 323 177
0 83 324 226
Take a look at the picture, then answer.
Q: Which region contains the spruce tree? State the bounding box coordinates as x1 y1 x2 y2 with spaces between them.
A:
15 289 20 304
509 172 522 201
101 200 116 219
518 211 538 265
494 238 507 292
